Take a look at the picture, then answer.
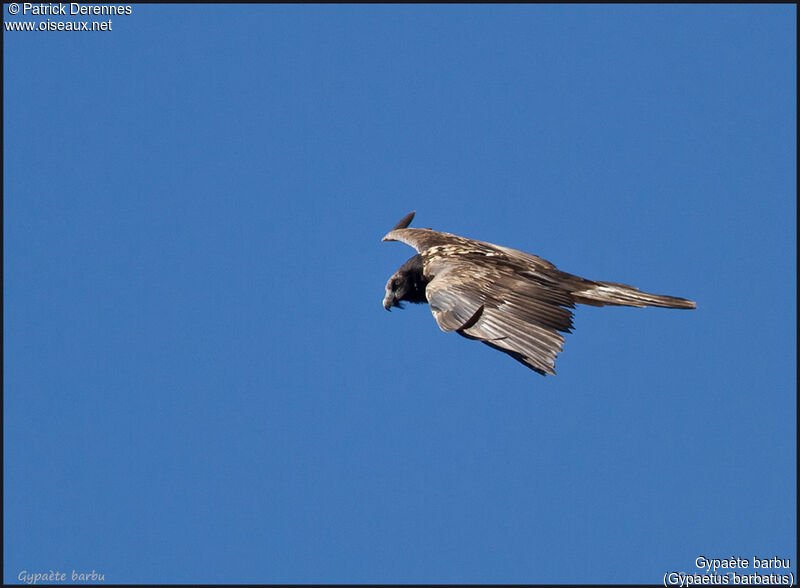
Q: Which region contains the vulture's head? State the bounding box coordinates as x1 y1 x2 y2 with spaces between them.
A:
383 254 428 311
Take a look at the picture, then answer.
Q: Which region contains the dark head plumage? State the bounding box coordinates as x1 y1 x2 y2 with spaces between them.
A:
383 254 428 310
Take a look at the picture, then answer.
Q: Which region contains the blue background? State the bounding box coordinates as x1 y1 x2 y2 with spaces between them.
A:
4 4 796 584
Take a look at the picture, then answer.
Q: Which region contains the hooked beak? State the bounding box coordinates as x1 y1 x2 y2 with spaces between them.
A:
383 293 403 311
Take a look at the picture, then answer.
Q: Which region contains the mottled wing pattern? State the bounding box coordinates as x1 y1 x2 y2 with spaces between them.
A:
382 227 477 253
423 252 576 375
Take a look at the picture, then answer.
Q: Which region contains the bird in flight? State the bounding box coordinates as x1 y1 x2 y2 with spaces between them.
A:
382 212 695 375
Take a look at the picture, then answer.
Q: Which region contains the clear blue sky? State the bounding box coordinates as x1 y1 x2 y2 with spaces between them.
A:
4 4 796 585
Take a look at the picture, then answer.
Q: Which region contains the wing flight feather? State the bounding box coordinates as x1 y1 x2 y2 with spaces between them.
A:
424 259 574 375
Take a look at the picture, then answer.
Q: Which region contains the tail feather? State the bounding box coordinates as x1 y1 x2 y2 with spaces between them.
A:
571 281 696 309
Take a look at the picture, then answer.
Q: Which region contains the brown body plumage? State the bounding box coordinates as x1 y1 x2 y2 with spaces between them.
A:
382 211 695 375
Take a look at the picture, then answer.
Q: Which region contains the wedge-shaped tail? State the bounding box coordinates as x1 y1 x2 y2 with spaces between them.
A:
571 281 696 309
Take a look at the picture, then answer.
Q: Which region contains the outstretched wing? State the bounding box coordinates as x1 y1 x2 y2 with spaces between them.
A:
382 212 491 253
424 256 576 375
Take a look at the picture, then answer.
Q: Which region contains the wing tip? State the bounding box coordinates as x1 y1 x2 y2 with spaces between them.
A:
391 211 415 230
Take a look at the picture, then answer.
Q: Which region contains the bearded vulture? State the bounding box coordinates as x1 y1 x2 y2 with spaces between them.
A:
382 211 695 375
